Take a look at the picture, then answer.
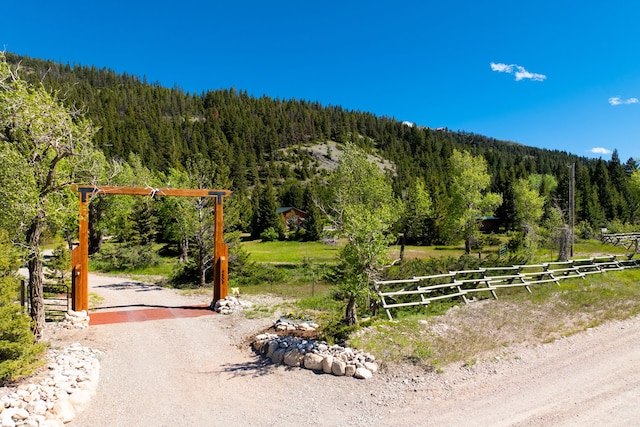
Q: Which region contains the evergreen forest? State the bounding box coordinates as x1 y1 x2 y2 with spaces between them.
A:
6 52 639 247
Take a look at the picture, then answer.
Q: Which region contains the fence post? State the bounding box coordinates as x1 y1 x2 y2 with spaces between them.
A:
20 278 26 311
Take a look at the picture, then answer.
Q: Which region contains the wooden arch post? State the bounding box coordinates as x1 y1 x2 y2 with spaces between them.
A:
71 186 231 312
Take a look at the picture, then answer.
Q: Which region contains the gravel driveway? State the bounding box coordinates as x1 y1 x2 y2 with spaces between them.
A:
57 273 640 426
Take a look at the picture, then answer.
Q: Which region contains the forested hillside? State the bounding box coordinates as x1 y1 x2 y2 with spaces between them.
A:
6 53 639 243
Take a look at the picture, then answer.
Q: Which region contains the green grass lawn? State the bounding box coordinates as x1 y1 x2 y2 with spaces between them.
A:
241 240 341 264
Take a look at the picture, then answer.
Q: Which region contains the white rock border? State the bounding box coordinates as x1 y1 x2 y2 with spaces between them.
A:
0 343 100 427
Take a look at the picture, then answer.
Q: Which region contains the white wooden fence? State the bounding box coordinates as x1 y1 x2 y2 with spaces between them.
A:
374 255 640 320
601 233 640 257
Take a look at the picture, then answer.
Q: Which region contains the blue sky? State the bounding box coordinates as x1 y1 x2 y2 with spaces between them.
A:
3 1 639 162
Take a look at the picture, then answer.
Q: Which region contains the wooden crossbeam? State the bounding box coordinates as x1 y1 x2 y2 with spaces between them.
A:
73 185 231 201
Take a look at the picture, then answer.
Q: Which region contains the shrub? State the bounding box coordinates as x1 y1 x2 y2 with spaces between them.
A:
259 227 279 242
45 244 71 287
319 316 359 346
0 233 45 384
169 261 201 288
234 262 286 287
576 221 596 239
92 243 161 271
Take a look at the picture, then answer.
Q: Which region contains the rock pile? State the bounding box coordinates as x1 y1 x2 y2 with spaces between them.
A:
252 333 378 379
60 310 90 329
274 317 319 333
212 296 253 315
0 343 100 427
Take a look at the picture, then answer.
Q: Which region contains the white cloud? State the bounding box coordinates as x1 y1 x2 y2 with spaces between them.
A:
490 62 512 73
590 147 612 155
609 96 639 106
490 62 546 82
402 121 414 127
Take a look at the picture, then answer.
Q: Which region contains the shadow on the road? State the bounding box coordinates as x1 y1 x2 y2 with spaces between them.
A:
94 281 164 292
219 356 329 378
91 303 212 311
218 357 280 378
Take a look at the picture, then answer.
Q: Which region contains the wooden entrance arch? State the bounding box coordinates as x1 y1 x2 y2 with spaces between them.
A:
71 185 231 311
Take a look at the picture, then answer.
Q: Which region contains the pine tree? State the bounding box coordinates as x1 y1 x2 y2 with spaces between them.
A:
0 231 45 383
129 198 159 246
302 186 323 241
252 179 283 239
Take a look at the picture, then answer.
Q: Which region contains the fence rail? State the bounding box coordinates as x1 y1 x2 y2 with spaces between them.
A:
601 233 640 257
21 281 70 321
375 255 640 320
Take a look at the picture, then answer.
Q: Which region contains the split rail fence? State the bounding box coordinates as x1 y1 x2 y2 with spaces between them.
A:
601 232 640 257
375 255 640 320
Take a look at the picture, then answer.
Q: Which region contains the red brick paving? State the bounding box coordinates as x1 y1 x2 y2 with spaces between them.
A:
90 305 216 325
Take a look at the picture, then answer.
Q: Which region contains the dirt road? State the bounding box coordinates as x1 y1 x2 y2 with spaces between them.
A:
61 274 640 426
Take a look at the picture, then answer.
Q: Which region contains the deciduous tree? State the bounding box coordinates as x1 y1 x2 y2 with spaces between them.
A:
0 53 98 339
447 149 502 254
512 177 545 258
323 143 400 325
399 177 433 248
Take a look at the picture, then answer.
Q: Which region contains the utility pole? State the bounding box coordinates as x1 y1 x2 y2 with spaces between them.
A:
569 163 575 257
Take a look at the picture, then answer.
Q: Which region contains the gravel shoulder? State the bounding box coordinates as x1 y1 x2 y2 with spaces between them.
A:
47 273 640 426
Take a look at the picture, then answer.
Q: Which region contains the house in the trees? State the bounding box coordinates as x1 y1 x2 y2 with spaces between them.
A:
277 207 308 230
477 215 503 233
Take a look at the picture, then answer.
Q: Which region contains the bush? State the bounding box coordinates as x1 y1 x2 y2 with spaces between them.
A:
383 253 529 281
604 220 636 234
0 233 45 384
92 243 161 271
234 262 286 287
0 277 46 384
45 244 71 287
319 316 360 346
576 221 596 239
169 261 202 288
259 227 279 242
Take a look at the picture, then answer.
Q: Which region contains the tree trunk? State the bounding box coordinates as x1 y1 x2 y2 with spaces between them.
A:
179 235 189 263
88 197 103 255
199 244 207 288
559 227 569 262
465 236 472 255
26 217 45 341
63 229 74 252
345 294 358 326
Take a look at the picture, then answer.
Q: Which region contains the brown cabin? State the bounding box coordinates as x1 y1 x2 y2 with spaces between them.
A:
277 207 308 229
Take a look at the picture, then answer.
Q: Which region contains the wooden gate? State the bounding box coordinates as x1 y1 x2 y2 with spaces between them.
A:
71 185 231 311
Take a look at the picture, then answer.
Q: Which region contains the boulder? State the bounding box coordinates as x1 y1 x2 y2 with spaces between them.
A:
52 398 75 424
345 365 356 377
322 355 334 374
331 359 346 376
354 367 373 380
303 353 324 371
364 362 378 373
271 348 286 364
284 350 304 367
